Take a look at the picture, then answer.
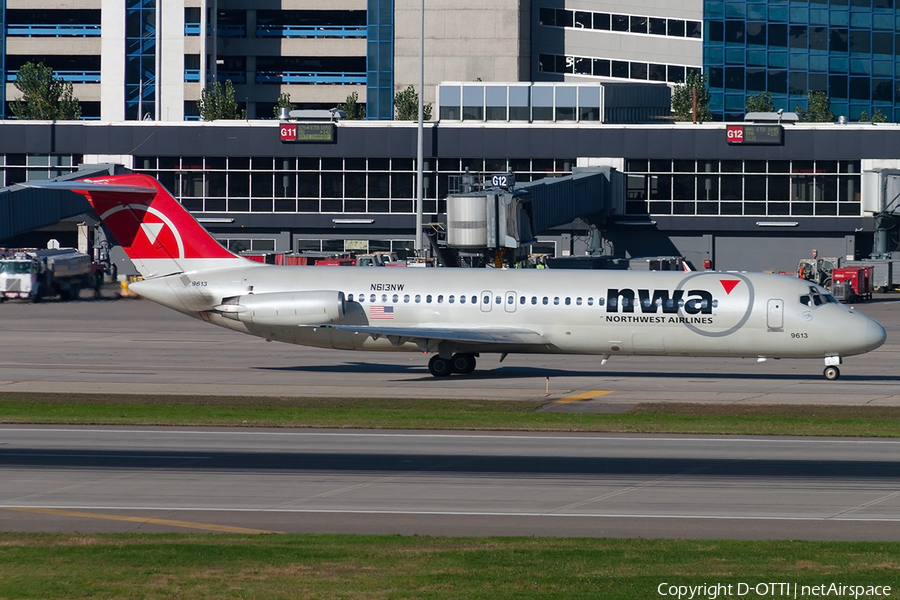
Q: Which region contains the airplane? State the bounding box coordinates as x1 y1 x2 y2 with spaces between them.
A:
29 173 886 381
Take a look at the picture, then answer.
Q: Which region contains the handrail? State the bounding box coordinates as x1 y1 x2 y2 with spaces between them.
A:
256 24 366 38
6 24 101 37
255 71 366 84
7 70 101 83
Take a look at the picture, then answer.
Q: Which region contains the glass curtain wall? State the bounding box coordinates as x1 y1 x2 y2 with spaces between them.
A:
704 0 899 122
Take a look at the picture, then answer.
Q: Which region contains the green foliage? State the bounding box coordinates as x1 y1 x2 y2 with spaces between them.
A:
198 80 246 121
394 85 432 121
872 108 888 123
745 92 775 114
5 392 900 436
10 61 82 120
671 71 711 122
859 110 870 122
795 90 834 122
1 534 900 599
338 91 366 120
272 93 294 118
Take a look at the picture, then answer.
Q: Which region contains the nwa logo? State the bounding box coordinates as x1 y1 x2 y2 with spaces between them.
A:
606 288 715 315
606 273 756 338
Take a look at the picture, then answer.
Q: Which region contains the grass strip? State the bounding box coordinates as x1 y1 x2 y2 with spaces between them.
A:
2 392 900 436
0 533 898 599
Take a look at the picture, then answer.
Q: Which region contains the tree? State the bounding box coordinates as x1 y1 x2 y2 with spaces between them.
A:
338 91 366 120
671 71 711 122
272 93 294 118
10 61 82 120
872 108 888 123
795 91 834 122
394 85 432 121
198 80 245 120
745 92 775 114
859 110 870 122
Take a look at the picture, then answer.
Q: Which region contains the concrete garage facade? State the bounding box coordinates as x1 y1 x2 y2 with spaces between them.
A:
1 119 898 273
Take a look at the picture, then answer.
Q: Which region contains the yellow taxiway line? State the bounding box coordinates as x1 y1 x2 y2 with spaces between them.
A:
555 390 614 404
3 507 278 534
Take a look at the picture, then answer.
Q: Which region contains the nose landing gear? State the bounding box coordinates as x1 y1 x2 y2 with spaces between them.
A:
823 356 842 381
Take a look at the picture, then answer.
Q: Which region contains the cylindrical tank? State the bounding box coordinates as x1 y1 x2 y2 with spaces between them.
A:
447 194 488 248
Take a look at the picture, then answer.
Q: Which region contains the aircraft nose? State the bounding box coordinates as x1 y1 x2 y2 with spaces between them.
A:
865 318 887 351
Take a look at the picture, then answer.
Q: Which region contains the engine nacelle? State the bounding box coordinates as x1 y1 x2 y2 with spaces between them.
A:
214 290 345 326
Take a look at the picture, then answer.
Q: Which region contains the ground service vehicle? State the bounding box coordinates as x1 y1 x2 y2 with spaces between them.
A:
0 249 91 302
28 175 887 381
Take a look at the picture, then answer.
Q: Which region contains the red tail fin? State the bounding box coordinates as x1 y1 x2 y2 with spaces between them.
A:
73 174 238 262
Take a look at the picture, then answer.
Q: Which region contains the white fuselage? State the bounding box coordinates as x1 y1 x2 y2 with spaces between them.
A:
130 263 886 361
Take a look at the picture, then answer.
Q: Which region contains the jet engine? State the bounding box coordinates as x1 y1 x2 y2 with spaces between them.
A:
214 290 346 325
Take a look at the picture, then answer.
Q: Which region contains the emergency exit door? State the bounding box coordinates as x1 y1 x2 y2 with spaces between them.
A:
767 299 783 330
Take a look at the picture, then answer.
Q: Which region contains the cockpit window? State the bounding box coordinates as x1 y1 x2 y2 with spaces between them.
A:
801 286 840 307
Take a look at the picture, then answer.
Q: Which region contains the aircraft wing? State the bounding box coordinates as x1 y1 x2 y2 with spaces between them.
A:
325 325 549 345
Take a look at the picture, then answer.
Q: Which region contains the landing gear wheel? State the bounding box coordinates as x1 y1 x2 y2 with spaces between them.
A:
428 355 453 377
823 366 840 381
451 353 477 374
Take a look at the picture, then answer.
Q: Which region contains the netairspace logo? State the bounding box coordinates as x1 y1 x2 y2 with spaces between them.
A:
657 582 892 599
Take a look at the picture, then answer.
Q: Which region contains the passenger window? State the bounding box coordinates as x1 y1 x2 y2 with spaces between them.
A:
532 296 538 305
437 295 444 303
553 297 560 305
508 296 514 304
576 297 582 306
348 294 354 302
427 294 433 303
598 297 605 306
495 296 501 304
520 296 526 304
471 295 477 304
460 295 466 304
392 294 399 303
587 297 593 306
404 294 410 303
565 297 571 305
370 294 376 302
542 297 549 305
449 295 455 303
415 294 421 303
483 295 490 304
382 294 388 303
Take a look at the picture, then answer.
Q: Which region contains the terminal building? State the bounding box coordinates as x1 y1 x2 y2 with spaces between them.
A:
2 114 900 274
2 2 900 273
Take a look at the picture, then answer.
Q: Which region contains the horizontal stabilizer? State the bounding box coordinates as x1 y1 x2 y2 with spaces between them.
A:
21 181 158 195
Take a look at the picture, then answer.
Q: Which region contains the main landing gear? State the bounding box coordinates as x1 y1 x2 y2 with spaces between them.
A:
428 353 477 377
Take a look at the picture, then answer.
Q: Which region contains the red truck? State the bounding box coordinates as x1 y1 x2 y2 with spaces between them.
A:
831 266 873 302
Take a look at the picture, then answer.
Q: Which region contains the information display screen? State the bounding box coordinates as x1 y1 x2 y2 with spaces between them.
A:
726 124 783 145
280 123 336 143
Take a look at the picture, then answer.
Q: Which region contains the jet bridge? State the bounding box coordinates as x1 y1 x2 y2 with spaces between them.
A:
445 167 623 254
0 165 116 241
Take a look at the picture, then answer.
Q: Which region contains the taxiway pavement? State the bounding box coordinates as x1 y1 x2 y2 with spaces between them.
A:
2 426 899 540
0 296 898 406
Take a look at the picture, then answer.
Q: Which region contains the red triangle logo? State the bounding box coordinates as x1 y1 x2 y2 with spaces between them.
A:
720 280 740 295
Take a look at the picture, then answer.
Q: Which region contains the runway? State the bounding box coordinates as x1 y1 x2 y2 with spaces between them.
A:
0 295 899 405
1 426 899 539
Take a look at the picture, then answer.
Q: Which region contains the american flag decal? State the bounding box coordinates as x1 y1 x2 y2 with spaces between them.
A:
369 305 394 319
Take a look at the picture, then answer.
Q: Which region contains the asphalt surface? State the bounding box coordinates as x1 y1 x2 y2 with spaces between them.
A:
1 426 899 540
1 292 900 539
0 292 899 405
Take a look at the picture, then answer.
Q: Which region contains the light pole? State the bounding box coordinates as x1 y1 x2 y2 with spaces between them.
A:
414 0 425 253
